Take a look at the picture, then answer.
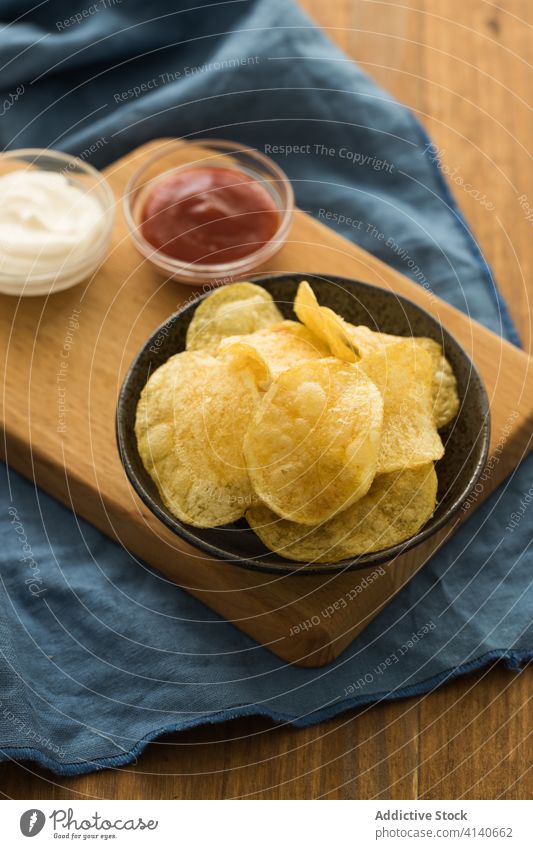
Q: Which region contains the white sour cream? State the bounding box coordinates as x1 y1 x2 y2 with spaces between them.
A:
0 170 105 278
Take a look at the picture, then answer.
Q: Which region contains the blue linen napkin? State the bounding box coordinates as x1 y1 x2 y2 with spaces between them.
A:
0 0 531 776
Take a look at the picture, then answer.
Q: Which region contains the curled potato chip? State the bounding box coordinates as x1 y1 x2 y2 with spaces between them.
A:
346 324 459 429
244 358 383 525
359 340 444 474
186 282 283 353
218 320 329 377
419 339 459 429
218 341 272 390
135 350 262 527
294 280 359 362
246 464 437 563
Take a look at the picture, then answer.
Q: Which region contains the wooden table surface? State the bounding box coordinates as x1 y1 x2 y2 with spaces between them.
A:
1 0 532 800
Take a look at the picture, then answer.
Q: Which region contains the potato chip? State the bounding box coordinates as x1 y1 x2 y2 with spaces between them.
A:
346 324 459 429
218 320 330 378
294 280 359 362
135 350 262 527
343 323 390 357
244 358 383 525
246 464 437 563
186 282 283 353
358 340 444 474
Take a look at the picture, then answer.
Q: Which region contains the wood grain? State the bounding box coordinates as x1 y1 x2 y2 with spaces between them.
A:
1 0 532 799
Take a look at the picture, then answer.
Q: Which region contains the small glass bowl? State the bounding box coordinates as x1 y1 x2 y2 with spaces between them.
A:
123 138 294 285
0 148 115 297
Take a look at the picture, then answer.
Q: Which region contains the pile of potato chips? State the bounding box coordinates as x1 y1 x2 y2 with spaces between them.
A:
135 281 459 563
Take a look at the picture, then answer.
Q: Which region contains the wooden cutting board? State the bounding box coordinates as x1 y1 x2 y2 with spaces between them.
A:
2 139 532 667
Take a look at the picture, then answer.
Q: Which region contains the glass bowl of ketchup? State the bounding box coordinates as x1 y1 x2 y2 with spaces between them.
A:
123 139 294 285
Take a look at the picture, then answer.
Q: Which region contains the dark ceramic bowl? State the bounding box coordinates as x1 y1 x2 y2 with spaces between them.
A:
116 273 490 575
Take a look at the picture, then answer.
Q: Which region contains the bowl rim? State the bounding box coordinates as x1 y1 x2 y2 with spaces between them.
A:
116 273 491 576
122 138 294 282
0 147 116 283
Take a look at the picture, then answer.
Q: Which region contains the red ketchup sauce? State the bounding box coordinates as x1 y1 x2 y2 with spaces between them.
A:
140 166 280 264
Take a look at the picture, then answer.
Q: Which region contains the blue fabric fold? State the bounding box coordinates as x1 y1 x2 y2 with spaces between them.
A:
0 0 531 775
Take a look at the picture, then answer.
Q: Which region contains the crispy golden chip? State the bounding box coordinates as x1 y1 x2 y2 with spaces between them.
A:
218 320 330 378
358 340 444 474
137 280 451 554
346 324 459 429
244 358 383 525
418 339 459 429
135 350 262 527
186 282 283 353
218 341 272 389
246 464 437 563
344 323 390 357
294 280 359 362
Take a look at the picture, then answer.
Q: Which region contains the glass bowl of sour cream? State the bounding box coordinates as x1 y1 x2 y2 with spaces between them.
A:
0 149 115 296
